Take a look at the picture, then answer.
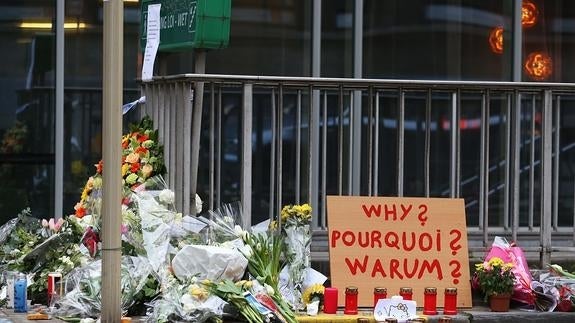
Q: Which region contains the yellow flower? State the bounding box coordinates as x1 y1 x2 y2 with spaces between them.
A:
302 284 325 305
121 163 130 176
488 257 504 268
188 284 209 301
141 164 153 179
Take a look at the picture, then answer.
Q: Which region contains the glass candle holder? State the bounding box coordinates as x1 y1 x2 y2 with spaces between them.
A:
373 287 387 307
344 286 359 315
323 287 338 314
399 287 413 300
423 287 438 315
443 287 458 315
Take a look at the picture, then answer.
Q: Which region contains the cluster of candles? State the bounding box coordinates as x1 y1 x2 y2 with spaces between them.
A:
323 286 458 316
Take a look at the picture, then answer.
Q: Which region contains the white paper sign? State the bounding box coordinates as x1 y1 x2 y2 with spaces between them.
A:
373 296 417 323
142 4 161 81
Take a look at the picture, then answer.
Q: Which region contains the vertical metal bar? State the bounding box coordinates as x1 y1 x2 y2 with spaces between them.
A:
398 89 405 196
374 91 380 196
529 95 536 230
450 91 458 198
312 0 321 78
540 90 553 267
367 87 374 196
169 83 177 193
511 91 521 242
54 0 64 219
455 90 461 197
295 90 302 204
269 89 276 220
157 83 165 143
503 93 511 229
348 93 353 195
512 0 523 81
175 83 184 212
277 85 284 217
481 90 491 245
101 0 123 319
310 86 320 227
424 89 432 197
209 83 215 211
242 84 253 228
163 84 171 187
553 96 560 231
351 0 363 195
338 86 344 195
190 53 206 216
321 91 328 225
216 86 222 208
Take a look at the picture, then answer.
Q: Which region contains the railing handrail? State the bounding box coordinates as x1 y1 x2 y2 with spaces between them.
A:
143 73 575 92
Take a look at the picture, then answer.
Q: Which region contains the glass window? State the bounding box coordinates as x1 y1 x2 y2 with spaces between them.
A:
363 0 513 80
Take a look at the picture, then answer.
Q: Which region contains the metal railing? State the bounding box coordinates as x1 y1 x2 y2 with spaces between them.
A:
142 74 575 266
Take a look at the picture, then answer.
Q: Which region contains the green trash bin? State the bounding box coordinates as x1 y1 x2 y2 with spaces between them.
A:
141 0 231 51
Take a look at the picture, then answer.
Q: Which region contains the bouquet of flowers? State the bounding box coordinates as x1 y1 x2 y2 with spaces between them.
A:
273 204 312 309
54 256 157 319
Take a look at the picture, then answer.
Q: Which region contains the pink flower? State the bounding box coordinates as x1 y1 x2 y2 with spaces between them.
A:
125 152 140 164
54 218 64 232
121 224 128 234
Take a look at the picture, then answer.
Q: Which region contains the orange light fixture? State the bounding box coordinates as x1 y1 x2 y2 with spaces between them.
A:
524 52 552 81
522 0 538 28
488 27 504 54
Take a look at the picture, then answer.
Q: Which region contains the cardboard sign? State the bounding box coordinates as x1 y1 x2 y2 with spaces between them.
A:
326 196 471 308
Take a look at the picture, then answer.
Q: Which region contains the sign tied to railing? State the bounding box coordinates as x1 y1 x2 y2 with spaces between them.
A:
326 196 471 308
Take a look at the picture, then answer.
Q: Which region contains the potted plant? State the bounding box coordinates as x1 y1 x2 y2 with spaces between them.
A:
475 257 516 312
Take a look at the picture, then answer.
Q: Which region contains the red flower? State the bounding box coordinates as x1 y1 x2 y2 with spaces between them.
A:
136 146 148 155
130 162 140 173
137 133 149 143
75 206 86 218
82 227 100 258
122 138 129 149
95 160 103 174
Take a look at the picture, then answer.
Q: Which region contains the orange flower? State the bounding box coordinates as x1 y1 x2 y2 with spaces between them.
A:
136 146 148 155
137 133 149 143
125 152 140 164
74 203 86 218
95 160 103 174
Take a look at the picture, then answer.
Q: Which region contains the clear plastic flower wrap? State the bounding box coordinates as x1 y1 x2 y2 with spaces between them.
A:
146 274 225 323
200 202 245 246
53 256 155 319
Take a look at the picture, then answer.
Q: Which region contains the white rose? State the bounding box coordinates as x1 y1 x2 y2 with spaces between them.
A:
195 194 203 213
159 189 175 204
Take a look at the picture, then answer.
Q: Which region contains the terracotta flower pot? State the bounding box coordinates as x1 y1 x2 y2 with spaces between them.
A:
489 294 511 312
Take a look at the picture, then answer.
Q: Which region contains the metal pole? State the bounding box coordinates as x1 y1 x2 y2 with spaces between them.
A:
352 0 363 194
54 0 64 219
190 50 205 215
101 0 123 321
512 0 523 82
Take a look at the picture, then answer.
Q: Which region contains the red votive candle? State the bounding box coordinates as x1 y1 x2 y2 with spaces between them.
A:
399 287 413 300
344 286 359 315
373 287 387 307
443 287 458 315
323 287 338 314
423 287 438 315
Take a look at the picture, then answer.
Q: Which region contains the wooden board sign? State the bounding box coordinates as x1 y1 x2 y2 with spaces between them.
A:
326 196 471 308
